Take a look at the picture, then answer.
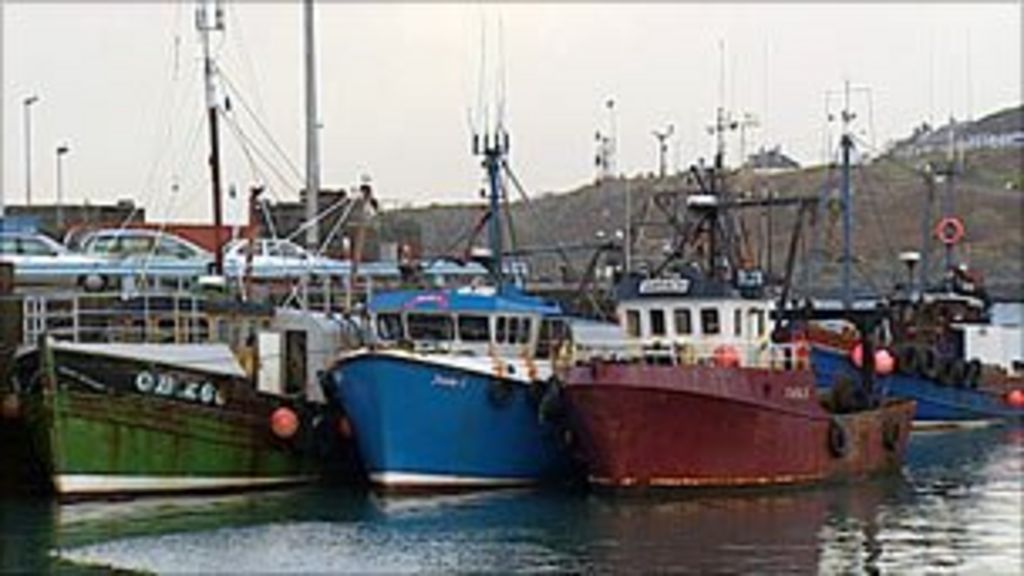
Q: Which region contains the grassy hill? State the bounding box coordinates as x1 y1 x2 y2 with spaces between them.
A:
376 109 1024 301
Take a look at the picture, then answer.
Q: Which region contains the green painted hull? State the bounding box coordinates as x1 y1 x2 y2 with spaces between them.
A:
8 342 333 497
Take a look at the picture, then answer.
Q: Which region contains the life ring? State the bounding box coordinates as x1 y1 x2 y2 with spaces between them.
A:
918 346 941 381
487 379 515 408
827 419 850 458
882 418 901 452
939 358 967 388
538 379 564 423
964 359 983 389
935 217 965 246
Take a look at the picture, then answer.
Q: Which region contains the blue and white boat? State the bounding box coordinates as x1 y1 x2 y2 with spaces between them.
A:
326 284 575 488
324 125 580 489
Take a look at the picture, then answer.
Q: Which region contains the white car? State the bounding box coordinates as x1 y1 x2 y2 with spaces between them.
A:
223 238 348 279
80 229 213 270
0 231 104 287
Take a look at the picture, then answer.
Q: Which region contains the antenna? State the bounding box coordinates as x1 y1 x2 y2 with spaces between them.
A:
652 124 674 179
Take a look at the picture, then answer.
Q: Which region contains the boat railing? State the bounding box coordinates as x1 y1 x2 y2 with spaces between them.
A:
566 337 811 371
22 290 211 346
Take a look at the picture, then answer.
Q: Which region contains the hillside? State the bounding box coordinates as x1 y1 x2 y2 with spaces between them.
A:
376 110 1024 301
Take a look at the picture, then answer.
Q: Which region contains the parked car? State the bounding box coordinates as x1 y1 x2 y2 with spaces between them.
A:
78 228 214 287
0 231 105 288
223 237 348 279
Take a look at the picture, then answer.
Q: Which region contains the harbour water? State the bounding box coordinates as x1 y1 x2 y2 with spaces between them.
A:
1 426 1020 573
1 303 1020 574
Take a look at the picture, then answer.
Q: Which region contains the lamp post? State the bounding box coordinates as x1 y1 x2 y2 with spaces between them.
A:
56 144 70 231
23 95 40 207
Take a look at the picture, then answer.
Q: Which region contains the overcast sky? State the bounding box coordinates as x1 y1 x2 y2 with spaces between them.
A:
2 2 1021 223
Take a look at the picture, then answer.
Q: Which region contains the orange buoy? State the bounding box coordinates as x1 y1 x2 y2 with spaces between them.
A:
935 217 965 246
713 345 741 368
1006 389 1024 409
271 407 299 439
337 416 352 439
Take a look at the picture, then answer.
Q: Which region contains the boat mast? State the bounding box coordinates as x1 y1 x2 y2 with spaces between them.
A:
474 128 509 288
839 81 855 309
197 0 226 275
303 0 321 251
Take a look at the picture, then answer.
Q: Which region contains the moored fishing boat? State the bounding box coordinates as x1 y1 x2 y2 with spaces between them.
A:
557 130 915 489
325 119 585 489
1 292 360 497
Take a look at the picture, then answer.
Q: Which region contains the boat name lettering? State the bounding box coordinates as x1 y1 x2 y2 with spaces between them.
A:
134 370 224 406
431 374 465 388
638 278 691 295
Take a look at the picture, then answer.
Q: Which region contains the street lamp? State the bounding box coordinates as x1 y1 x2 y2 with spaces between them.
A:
56 144 70 231
23 95 40 207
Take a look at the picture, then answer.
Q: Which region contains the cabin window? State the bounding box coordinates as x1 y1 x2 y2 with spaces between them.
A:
701 308 720 335
537 319 569 358
407 314 453 341
750 309 766 337
516 318 532 344
650 309 667 336
673 309 692 335
625 309 641 337
496 316 508 343
376 313 403 341
507 317 522 344
457 315 490 342
734 309 743 337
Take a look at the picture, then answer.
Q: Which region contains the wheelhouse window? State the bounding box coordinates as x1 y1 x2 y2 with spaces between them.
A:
734 309 743 337
407 314 453 341
495 316 508 343
673 308 692 336
625 309 641 337
457 314 490 342
750 309 766 337
376 313 403 341
537 318 569 358
650 309 667 336
701 308 720 335
516 317 532 344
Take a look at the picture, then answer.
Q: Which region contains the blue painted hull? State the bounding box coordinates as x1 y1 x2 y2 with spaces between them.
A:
326 352 571 487
812 347 1023 424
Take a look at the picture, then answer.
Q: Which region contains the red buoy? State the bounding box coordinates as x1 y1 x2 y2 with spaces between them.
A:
271 407 299 439
713 345 741 368
850 343 864 368
337 416 352 439
1007 389 1024 409
875 349 896 376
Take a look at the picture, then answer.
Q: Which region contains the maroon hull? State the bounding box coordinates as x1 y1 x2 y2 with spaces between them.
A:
563 362 915 488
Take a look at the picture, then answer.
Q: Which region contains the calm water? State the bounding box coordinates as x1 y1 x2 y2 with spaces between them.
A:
2 303 1020 574
1 426 1021 574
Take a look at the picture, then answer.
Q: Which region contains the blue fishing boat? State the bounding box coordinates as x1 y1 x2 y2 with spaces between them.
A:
324 127 577 489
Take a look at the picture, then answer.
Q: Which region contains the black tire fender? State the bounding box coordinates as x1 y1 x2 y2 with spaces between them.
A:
828 418 850 459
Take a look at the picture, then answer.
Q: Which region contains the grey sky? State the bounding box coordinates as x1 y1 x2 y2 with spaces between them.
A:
3 2 1021 224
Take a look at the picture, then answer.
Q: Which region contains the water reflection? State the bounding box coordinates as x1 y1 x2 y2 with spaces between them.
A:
3 425 1019 573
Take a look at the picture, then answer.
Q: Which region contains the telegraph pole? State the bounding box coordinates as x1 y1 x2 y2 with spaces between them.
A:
304 0 322 252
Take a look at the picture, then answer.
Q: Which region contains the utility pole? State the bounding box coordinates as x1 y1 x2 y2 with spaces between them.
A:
652 124 674 179
303 0 321 252
23 95 39 208
56 144 70 231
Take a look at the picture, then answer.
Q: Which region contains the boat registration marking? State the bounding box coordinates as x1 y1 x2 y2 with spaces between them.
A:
783 386 811 400
431 373 466 389
135 370 225 406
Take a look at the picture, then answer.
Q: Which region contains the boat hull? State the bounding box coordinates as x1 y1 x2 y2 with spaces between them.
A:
3 341 330 498
562 362 914 488
326 350 571 489
812 346 1023 425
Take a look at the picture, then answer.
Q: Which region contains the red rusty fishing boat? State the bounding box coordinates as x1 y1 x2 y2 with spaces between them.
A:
556 151 915 489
